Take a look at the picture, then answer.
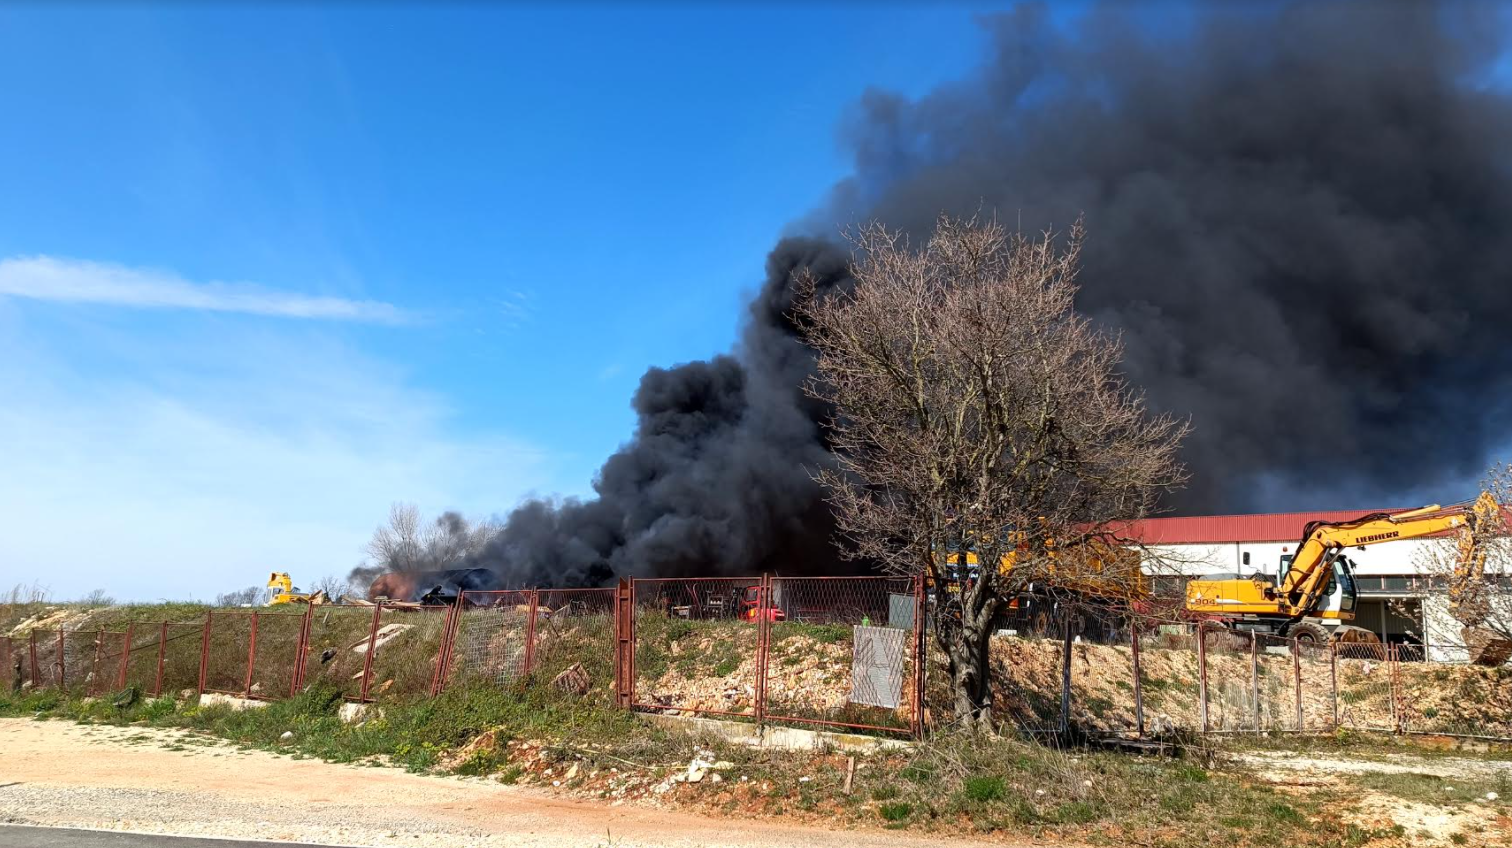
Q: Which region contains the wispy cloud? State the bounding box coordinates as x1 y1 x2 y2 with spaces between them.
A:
0 324 553 601
0 255 406 323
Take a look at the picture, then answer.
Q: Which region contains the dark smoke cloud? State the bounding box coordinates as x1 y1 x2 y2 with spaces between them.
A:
466 240 853 586
468 0 1512 587
821 0 1512 512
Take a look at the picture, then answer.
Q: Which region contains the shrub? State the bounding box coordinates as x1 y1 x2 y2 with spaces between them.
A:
878 802 912 822
963 775 1006 803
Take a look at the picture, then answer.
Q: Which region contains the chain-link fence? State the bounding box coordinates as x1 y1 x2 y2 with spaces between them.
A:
5 585 1509 744
2 636 19 693
533 589 616 706
299 605 383 700
763 576 919 733
444 591 533 690
630 578 765 720
358 604 452 702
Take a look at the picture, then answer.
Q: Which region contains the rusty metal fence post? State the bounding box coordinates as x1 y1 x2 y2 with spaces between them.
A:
29 630 40 689
291 603 313 697
1329 640 1339 730
1196 622 1209 733
1058 616 1073 737
357 602 383 702
243 611 259 699
154 621 168 697
55 629 65 689
1131 625 1145 738
1292 635 1303 731
92 628 104 693
524 590 539 677
197 611 213 695
752 573 771 728
117 625 133 690
428 596 460 697
912 572 927 739
614 579 633 708
1251 631 1260 733
1389 644 1402 734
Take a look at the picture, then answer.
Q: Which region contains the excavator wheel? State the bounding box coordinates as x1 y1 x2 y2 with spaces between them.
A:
1288 622 1330 645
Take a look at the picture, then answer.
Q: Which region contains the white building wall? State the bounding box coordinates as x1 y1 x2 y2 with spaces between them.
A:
1145 538 1434 577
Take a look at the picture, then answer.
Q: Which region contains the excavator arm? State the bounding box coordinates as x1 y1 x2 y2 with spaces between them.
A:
1186 492 1499 637
1275 498 1491 619
1447 491 1500 627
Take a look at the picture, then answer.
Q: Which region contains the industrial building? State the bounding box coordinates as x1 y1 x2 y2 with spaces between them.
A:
1121 509 1450 657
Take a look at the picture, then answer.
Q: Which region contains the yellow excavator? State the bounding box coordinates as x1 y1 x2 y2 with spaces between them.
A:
1185 493 1501 649
265 572 325 606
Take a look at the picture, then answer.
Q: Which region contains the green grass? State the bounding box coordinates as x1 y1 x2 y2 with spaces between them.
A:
1351 771 1511 808
0 679 642 774
878 801 912 822
962 775 1006 803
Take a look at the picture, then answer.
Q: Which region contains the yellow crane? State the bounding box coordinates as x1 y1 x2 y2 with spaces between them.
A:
1185 492 1500 645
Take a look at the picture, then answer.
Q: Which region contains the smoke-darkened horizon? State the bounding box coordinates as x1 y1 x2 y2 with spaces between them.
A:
450 1 1512 589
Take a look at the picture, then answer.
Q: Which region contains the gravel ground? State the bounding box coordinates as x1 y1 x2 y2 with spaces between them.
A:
0 718 1002 848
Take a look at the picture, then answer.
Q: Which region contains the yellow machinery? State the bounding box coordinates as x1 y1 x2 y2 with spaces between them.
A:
942 536 1147 636
265 572 323 606
1185 492 1500 644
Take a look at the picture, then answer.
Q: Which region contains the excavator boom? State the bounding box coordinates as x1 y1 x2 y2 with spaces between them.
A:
1186 492 1499 642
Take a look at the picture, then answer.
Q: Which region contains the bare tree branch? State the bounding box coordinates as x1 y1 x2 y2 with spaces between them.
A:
793 216 1188 726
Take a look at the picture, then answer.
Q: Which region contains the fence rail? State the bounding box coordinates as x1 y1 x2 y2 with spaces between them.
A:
5 578 1510 743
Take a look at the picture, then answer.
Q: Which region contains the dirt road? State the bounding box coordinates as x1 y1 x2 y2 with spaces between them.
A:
0 719 1001 848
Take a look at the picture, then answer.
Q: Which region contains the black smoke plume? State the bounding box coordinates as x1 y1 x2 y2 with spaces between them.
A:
467 240 853 587
470 1 1512 586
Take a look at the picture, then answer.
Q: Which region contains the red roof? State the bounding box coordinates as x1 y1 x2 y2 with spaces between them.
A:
1114 509 1400 545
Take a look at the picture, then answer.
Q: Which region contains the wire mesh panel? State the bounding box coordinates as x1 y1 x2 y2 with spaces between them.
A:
32 630 60 689
1254 632 1300 731
1133 625 1203 733
87 630 133 695
247 612 305 700
1201 626 1257 732
632 578 763 718
763 577 915 732
447 591 533 690
1066 619 1143 738
160 622 208 697
123 627 163 694
363 605 451 702
533 589 616 705
1398 650 1512 739
1298 639 1335 731
203 614 253 695
1335 646 1397 732
299 606 382 699
62 629 98 691
2 636 17 693
985 611 1072 735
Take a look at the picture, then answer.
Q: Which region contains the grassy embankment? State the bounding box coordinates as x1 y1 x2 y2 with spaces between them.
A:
0 678 1413 848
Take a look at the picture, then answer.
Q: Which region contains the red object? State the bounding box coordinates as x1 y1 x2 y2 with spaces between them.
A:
1112 509 1409 544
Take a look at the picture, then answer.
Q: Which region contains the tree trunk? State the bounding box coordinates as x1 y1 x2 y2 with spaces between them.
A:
935 577 999 731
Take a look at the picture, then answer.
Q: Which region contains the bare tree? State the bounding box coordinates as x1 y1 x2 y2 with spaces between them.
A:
311 573 356 600
215 585 263 607
348 503 499 587
1412 463 1512 661
794 217 1187 727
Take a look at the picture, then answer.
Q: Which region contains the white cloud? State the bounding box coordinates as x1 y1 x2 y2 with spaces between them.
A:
0 322 550 602
0 255 406 323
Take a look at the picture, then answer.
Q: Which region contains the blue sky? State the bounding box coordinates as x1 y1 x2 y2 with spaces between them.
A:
0 4 1034 601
